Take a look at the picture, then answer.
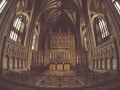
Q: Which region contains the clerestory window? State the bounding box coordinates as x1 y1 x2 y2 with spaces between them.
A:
32 34 36 50
0 0 8 13
84 33 88 51
112 0 120 14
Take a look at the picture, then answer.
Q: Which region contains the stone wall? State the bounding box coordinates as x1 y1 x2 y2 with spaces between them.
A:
92 38 117 72
31 51 43 68
2 37 28 72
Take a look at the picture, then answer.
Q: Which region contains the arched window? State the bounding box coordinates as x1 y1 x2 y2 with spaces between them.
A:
97 17 109 38
9 15 23 41
0 0 8 13
32 34 36 50
112 0 120 14
84 33 88 51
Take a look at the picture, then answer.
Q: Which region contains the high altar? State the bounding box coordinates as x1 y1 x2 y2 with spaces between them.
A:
44 28 76 71
49 63 70 70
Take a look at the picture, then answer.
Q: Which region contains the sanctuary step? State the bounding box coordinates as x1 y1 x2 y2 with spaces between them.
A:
44 70 76 76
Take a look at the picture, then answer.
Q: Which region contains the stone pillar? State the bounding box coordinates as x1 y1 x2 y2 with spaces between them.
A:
95 20 102 45
37 53 39 67
35 53 37 67
19 59 21 69
3 57 8 69
107 59 110 70
39 53 41 66
33 53 35 67
21 59 23 69
13 58 15 69
100 60 102 70
14 58 17 69
105 59 107 70
17 59 19 69
9 58 13 70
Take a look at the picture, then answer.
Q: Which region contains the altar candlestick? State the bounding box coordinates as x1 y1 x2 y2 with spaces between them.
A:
42 56 43 63
77 56 78 64
50 52 51 58
69 53 70 58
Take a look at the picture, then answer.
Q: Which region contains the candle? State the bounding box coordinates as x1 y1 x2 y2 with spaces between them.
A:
69 53 70 58
50 52 51 58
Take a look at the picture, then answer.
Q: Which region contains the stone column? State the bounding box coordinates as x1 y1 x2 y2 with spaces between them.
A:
105 59 107 70
17 59 19 69
94 19 102 45
15 58 17 69
9 57 13 70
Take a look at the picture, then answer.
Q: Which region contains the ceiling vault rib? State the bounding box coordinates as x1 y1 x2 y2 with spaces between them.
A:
35 0 83 38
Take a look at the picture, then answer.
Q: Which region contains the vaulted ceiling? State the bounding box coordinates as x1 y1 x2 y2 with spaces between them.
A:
35 0 85 34
36 0 82 23
15 0 104 35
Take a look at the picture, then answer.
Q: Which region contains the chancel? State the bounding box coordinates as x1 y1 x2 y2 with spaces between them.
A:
0 0 120 90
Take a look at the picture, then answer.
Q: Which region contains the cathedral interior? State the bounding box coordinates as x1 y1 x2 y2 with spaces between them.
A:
0 0 120 90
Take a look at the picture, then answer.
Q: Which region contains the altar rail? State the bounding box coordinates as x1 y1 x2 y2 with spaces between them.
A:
2 70 117 85
3 69 38 83
91 38 118 71
40 71 118 87
0 76 120 90
0 70 119 90
84 70 117 85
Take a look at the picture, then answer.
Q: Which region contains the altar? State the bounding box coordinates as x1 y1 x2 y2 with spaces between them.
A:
49 63 70 71
44 70 75 76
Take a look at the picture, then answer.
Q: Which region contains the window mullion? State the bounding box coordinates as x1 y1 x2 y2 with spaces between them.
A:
13 31 15 40
16 18 20 30
99 20 103 31
17 19 21 30
98 21 103 38
0 0 8 13
11 31 14 40
101 19 106 38
113 0 120 14
15 34 18 41
18 20 22 30
99 19 104 38
104 21 109 36
114 4 120 14
0 1 7 12
14 18 19 29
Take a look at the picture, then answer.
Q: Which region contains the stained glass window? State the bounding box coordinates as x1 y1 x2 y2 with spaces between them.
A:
32 34 36 50
0 0 7 13
112 0 120 14
84 33 88 51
